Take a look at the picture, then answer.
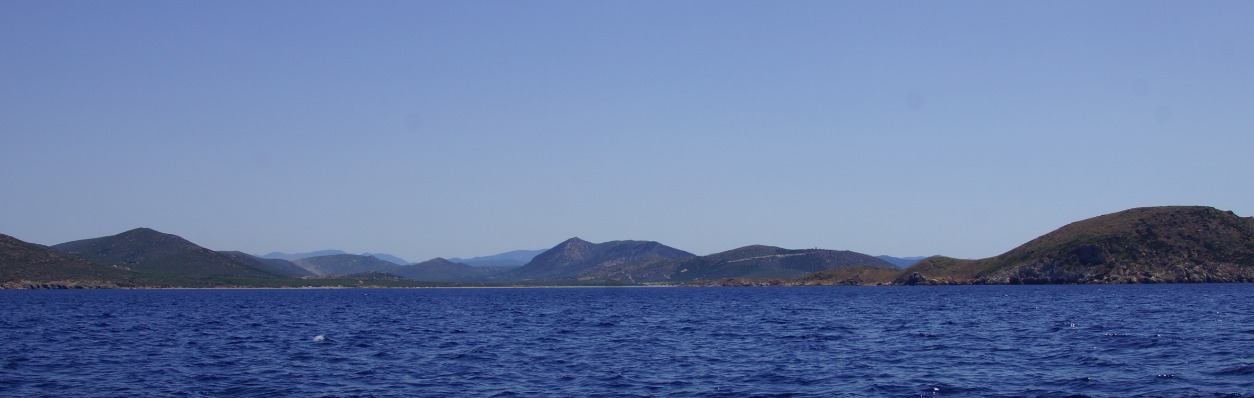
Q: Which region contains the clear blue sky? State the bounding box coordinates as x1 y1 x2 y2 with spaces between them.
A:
3 1 1252 262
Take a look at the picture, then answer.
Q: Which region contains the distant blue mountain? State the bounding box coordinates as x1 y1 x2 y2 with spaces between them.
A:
262 250 408 265
394 258 488 283
261 250 347 261
450 249 545 268
290 254 403 276
218 251 315 278
361 253 409 265
875 255 931 268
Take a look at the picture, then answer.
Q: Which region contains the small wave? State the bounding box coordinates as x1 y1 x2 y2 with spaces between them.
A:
443 349 499 362
1049 320 1078 332
193 374 229 382
1211 364 1254 376
781 333 842 341
8 283 1254 397
370 350 393 359
785 307 823 312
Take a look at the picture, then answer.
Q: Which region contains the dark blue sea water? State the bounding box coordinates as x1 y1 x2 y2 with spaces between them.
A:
2 285 1253 397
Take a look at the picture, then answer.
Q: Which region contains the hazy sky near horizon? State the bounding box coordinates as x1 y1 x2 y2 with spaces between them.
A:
3 1 1252 262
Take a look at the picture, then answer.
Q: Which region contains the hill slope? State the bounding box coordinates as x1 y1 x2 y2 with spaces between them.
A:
394 258 487 283
51 228 278 278
586 245 899 283
362 252 410 265
450 249 545 268
291 254 403 276
897 206 1254 284
260 250 347 261
876 255 929 268
1 234 139 287
498 238 695 282
217 251 315 278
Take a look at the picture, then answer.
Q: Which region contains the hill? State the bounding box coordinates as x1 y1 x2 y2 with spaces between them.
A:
361 252 410 265
342 271 408 281
51 228 278 278
394 258 487 283
691 266 903 287
676 245 899 280
261 249 347 261
0 233 139 288
585 245 899 284
896 206 1254 284
262 250 409 265
497 238 695 282
291 254 403 276
217 251 314 278
450 249 545 268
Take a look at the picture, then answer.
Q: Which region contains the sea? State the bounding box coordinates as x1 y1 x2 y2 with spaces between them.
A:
2 285 1252 397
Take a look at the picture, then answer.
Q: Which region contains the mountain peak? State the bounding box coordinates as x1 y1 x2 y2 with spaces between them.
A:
118 227 179 240
503 238 694 281
50 228 275 278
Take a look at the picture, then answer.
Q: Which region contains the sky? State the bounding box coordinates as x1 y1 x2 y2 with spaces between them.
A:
2 1 1252 263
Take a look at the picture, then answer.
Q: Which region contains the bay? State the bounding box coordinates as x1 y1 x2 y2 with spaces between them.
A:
2 285 1252 397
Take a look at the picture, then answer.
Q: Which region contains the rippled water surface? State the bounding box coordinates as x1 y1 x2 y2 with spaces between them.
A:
3 285 1253 397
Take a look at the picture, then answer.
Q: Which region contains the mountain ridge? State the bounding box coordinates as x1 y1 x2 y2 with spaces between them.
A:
5 205 1253 287
51 228 278 278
